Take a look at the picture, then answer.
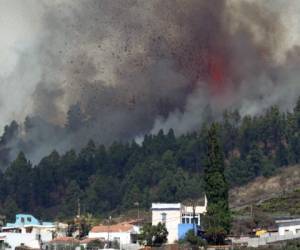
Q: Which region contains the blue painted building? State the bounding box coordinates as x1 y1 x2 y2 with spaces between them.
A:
178 223 194 240
5 214 54 228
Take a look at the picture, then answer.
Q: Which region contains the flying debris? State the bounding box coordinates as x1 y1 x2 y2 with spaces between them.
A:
0 0 299 165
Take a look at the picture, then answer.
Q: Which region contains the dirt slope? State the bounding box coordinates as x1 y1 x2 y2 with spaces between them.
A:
230 165 300 209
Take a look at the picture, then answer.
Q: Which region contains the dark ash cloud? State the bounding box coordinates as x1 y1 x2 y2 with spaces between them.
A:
0 0 300 165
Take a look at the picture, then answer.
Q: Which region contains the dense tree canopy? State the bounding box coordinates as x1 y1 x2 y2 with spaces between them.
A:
138 222 168 246
1 98 300 220
203 123 230 244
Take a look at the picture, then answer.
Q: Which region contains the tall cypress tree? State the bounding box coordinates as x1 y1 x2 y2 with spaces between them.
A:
203 123 230 244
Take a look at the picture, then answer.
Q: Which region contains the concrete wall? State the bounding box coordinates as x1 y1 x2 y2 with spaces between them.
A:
88 231 132 245
231 232 300 248
0 232 39 249
279 224 300 235
178 224 194 240
0 230 53 249
152 210 181 243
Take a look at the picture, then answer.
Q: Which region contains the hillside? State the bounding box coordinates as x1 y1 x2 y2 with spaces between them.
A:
230 165 300 211
229 166 300 235
1 99 300 221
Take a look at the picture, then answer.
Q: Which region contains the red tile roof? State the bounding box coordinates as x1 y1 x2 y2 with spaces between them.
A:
80 238 103 244
91 223 133 233
49 237 80 244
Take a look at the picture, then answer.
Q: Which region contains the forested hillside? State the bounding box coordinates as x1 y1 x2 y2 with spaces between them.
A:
1 98 300 221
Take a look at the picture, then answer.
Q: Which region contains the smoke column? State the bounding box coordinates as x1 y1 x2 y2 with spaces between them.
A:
0 0 300 165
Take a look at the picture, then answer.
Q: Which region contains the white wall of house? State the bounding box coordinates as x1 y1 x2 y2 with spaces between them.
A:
152 203 181 243
0 226 54 249
0 232 40 249
88 231 132 245
151 200 207 243
278 222 300 235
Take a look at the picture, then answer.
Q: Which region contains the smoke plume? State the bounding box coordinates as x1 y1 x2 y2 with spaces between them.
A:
0 0 300 165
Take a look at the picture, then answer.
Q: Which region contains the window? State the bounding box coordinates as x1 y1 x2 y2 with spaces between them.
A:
21 217 25 223
191 218 199 225
181 213 200 225
296 229 300 234
27 217 32 222
161 213 167 224
36 234 41 241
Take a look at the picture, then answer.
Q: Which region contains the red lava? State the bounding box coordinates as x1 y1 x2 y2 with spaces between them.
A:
208 54 226 95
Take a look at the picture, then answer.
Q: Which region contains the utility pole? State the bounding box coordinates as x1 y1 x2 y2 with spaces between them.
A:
77 198 81 218
250 204 254 236
134 202 140 227
192 202 197 236
107 216 112 248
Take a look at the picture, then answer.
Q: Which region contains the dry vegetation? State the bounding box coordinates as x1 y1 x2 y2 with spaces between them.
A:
230 165 300 210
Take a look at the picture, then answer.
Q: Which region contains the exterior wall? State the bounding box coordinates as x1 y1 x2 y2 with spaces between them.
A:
88 231 132 245
0 232 40 249
152 209 181 243
151 201 207 243
278 224 300 235
178 224 194 240
40 230 54 242
0 228 53 249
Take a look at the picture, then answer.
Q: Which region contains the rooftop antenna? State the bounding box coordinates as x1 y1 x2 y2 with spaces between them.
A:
77 198 81 218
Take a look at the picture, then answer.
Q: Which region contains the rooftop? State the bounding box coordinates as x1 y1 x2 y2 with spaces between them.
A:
151 203 181 210
49 237 80 244
91 223 134 233
4 214 54 229
276 218 300 224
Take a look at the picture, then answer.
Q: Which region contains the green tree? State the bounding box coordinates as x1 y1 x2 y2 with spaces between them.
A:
1 197 19 221
60 180 82 218
203 123 230 244
246 144 264 178
122 184 143 209
86 175 120 213
180 229 207 248
5 152 32 212
225 157 249 187
86 239 104 250
138 222 168 246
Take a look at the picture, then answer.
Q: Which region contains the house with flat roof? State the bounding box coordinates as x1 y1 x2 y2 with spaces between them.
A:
276 218 300 236
151 196 207 243
0 214 55 249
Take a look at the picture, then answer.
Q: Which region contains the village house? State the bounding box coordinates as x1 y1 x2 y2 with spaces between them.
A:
88 222 140 248
151 196 207 243
45 236 81 250
0 214 56 249
276 218 300 235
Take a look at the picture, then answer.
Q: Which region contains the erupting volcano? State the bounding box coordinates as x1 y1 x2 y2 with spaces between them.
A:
0 0 299 164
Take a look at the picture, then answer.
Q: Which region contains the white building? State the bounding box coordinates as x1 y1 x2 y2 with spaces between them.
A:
46 237 81 250
152 197 207 243
0 224 55 249
276 219 300 235
88 222 140 247
0 214 56 249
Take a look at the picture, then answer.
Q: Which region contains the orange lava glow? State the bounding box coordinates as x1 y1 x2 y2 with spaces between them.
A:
208 55 225 95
